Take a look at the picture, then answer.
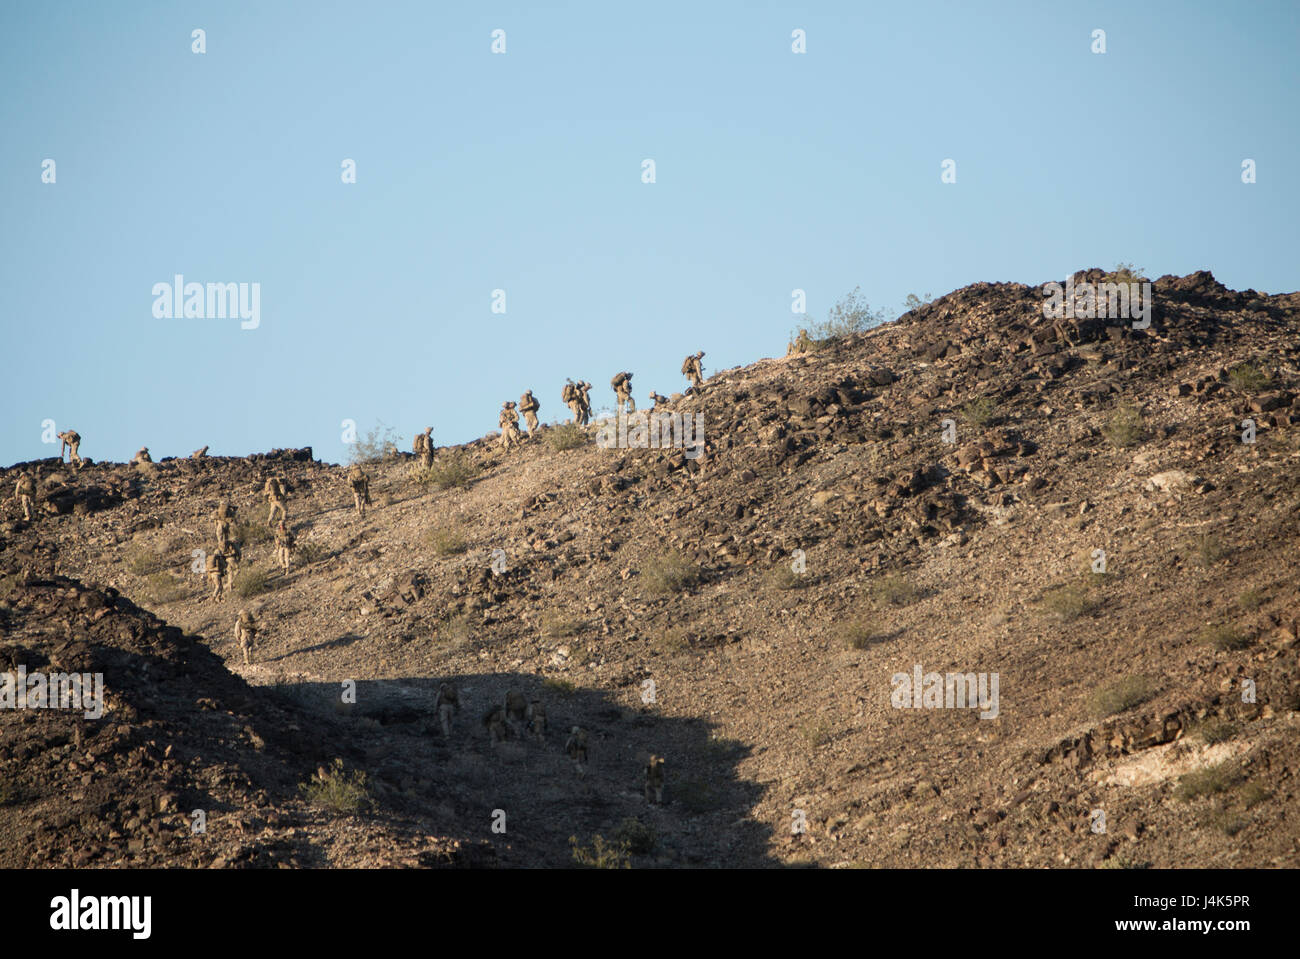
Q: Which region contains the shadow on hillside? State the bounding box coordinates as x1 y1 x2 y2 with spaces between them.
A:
263 672 776 868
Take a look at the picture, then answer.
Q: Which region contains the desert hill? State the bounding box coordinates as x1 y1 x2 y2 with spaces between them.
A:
3 268 1298 868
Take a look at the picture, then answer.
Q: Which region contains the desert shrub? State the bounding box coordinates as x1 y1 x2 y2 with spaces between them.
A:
613 818 657 855
437 614 472 648
1204 805 1248 836
299 758 371 814
541 677 576 697
1038 581 1096 621
1239 782 1271 809
765 564 809 590
569 834 630 869
296 541 326 564
1090 675 1160 718
1237 589 1264 611
643 551 700 594
1192 718 1238 745
1102 262 1149 285
1174 761 1241 802
546 423 588 451
958 397 997 428
802 286 891 346
655 628 691 654
234 567 270 598
143 571 188 605
903 292 934 312
1190 533 1226 568
541 612 581 639
234 521 273 546
124 543 165 576
800 719 833 748
674 778 722 814
1198 625 1251 651
871 573 922 607
837 618 876 651
427 526 468 556
1227 363 1270 392
348 422 402 465
421 451 477 489
1101 404 1145 448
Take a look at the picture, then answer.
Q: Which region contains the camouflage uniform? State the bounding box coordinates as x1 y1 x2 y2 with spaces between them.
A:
562 380 581 424
14 472 36 521
58 430 82 468
576 382 592 425
649 391 669 411
274 522 295 573
413 427 434 469
265 477 288 527
499 402 522 449
611 372 635 414
519 391 540 435
220 541 241 595
348 466 371 518
682 351 705 391
206 551 228 601
235 610 258 665
787 328 812 355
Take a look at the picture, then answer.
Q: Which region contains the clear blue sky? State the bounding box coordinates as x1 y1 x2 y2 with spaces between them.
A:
2 0 1296 466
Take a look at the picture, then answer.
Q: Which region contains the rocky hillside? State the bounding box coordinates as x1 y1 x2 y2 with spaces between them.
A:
3 268 1298 868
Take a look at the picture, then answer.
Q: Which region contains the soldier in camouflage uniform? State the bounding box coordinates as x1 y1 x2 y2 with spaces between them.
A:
518 390 540 436
787 328 812 355
130 447 152 465
682 351 705 392
235 610 258 665
13 470 36 521
264 476 288 527
57 430 82 468
206 551 228 601
576 382 593 425
498 401 522 450
347 465 372 518
611 372 635 414
648 391 670 411
221 540 241 595
413 427 434 469
274 521 295 574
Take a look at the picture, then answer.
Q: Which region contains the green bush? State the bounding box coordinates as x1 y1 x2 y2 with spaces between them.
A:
837 618 876 650
1090 675 1160 718
349 422 402 465
1198 625 1251 651
1038 581 1096 621
234 521 273 546
427 527 468 556
613 817 658 855
1190 533 1226 568
643 552 700 594
958 397 997 429
124 543 165 576
803 286 891 345
1101 404 1145 448
871 573 922 607
1227 363 1270 393
570 834 630 869
1174 761 1240 802
420 451 477 489
143 571 188 605
541 677 576 697
299 758 371 814
545 423 588 451
234 566 270 598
